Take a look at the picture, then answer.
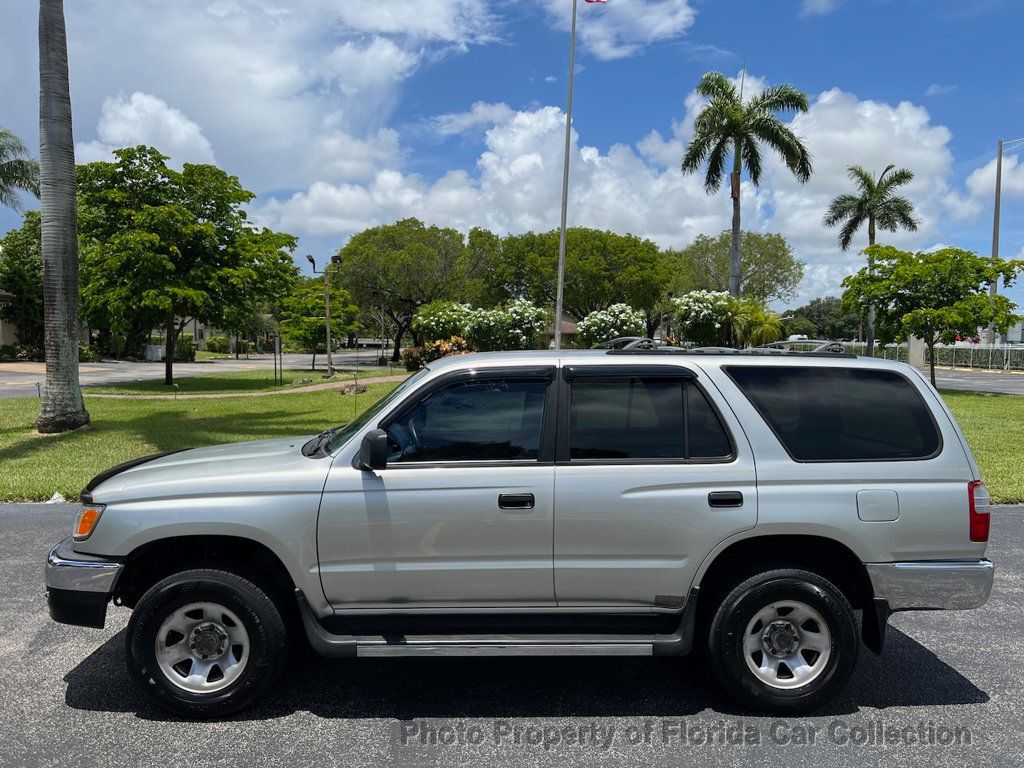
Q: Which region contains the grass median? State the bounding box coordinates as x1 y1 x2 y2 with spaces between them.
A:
0 386 1021 503
0 382 398 501
84 368 367 395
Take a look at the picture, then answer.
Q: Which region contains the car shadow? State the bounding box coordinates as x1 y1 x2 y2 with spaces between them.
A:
64 624 988 722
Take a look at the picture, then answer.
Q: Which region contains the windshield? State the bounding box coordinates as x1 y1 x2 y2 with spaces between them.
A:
325 367 430 453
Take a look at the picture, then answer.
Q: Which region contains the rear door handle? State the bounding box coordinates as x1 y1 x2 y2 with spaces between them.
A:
708 491 743 508
498 493 535 511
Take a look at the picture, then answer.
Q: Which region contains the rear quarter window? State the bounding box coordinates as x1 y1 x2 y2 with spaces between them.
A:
725 366 941 462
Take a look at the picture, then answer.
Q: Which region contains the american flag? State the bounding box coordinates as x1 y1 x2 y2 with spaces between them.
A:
585 0 607 3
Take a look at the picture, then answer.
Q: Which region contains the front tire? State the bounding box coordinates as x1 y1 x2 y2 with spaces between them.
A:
708 568 859 714
125 568 288 718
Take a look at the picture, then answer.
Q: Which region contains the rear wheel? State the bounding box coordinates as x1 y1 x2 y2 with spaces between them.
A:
125 568 288 718
708 568 859 714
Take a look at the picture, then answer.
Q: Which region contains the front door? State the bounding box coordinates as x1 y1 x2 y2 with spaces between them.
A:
553 365 757 607
318 368 557 609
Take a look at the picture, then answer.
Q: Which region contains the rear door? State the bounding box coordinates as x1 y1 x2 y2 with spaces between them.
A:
552 363 757 607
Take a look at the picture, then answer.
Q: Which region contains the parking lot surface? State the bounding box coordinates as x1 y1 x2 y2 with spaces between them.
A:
3 503 1022 767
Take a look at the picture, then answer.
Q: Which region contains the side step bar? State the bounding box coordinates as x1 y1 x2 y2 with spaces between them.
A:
294 588 700 658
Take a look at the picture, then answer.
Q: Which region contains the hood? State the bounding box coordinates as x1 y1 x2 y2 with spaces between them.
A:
90 436 331 503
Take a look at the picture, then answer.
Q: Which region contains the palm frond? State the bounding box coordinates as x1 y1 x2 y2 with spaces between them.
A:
0 158 41 198
695 71 738 103
681 130 716 174
740 136 763 185
702 137 731 193
846 165 876 195
876 196 919 233
837 215 863 252
876 166 914 194
748 83 810 115
750 116 812 183
822 194 861 227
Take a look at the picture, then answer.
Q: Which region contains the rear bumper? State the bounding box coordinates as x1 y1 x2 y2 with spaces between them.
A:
45 537 123 628
866 559 994 611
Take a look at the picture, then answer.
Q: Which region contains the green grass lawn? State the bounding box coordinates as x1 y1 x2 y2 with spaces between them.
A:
0 382 397 501
84 368 360 395
942 390 1024 504
0 386 1020 503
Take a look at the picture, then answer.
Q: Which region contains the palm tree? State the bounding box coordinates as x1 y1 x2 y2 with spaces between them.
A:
682 72 812 298
823 164 918 354
36 0 89 433
0 127 40 210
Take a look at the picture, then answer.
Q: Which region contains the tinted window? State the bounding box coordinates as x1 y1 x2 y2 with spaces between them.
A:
386 379 546 462
726 366 940 462
568 378 731 461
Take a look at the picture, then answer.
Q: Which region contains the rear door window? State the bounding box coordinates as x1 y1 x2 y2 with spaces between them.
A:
726 366 941 462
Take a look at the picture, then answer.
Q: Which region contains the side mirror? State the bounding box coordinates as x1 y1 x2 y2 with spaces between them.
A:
358 428 388 471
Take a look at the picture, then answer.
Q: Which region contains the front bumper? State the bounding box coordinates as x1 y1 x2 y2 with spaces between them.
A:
866 559 994 611
45 537 123 628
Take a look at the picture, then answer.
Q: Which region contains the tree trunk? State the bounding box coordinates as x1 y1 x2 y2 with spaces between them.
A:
865 215 877 356
163 311 177 385
728 144 742 299
311 350 316 371
392 323 406 362
928 338 936 388
36 0 89 433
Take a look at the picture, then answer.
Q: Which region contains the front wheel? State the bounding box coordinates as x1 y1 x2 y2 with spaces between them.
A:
708 568 859 714
125 569 288 718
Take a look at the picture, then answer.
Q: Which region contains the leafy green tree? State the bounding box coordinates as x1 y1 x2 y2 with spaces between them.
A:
77 146 298 383
575 304 647 347
0 211 43 348
279 277 359 370
337 218 467 361
0 127 39 210
681 72 812 298
676 231 804 303
824 164 919 354
790 296 860 340
784 316 818 338
842 245 1024 385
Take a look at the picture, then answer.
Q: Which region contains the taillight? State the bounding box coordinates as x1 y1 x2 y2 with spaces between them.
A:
969 481 991 542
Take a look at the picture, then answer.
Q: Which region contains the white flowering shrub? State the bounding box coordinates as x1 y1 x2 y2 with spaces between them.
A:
576 304 646 347
465 299 548 351
671 290 734 347
412 301 474 342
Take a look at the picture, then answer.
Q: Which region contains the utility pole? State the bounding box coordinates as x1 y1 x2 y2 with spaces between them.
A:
988 139 1003 345
553 0 579 350
306 254 334 377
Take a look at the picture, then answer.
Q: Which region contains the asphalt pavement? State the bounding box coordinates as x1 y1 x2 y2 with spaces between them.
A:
2 503 1022 767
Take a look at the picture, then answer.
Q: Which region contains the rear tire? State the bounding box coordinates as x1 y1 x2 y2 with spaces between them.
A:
708 568 858 714
125 568 288 718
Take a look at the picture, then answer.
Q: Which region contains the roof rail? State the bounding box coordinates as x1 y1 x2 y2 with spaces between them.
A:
605 346 857 359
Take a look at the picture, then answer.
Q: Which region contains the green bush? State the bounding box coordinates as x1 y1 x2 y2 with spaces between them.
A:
206 335 230 354
402 336 472 371
465 300 547 352
576 304 646 347
412 301 474 342
78 344 101 362
0 344 16 361
174 341 196 362
14 344 42 361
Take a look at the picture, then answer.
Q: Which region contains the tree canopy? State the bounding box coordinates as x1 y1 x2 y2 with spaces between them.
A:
842 245 1024 384
674 231 804 303
279 277 359 370
789 296 861 340
0 211 43 348
77 146 298 382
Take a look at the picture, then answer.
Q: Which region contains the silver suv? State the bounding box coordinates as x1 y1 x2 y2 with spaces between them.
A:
45 349 994 717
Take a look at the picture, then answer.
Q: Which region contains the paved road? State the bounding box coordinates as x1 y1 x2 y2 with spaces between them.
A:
0 352 399 399
932 368 1024 396
3 504 1022 767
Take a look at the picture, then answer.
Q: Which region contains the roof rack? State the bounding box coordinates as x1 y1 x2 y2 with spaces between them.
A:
606 345 857 359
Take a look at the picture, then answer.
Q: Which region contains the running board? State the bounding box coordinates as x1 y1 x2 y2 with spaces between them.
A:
294 588 699 659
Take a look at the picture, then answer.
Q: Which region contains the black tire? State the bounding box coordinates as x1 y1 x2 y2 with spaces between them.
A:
125 568 288 718
708 568 859 714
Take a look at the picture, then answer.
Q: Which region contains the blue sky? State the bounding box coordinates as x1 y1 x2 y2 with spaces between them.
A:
2 0 1022 308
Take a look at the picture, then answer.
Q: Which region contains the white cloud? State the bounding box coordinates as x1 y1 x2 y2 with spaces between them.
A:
966 153 1024 200
801 0 842 17
75 92 215 166
309 129 402 183
926 83 957 97
540 0 697 60
544 75 558 84
432 102 516 136
335 0 496 44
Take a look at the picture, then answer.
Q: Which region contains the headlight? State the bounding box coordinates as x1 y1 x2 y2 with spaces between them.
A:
73 503 106 541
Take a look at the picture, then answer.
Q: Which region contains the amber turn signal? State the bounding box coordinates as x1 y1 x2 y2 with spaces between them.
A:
73 505 105 541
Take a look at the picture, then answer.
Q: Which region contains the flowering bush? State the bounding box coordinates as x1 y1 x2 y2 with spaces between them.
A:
411 301 474 342
575 303 646 347
671 290 734 347
465 300 547 351
402 336 472 371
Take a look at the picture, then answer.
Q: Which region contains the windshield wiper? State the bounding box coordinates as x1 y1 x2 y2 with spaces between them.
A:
302 427 337 458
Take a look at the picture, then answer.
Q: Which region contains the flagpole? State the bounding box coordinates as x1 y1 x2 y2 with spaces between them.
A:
553 0 578 350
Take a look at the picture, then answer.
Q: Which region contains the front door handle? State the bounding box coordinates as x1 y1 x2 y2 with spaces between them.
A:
498 493 535 511
708 491 743 508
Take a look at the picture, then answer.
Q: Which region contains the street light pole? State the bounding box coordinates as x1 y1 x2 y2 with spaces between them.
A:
306 254 334 377
553 0 579 350
988 140 1004 345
